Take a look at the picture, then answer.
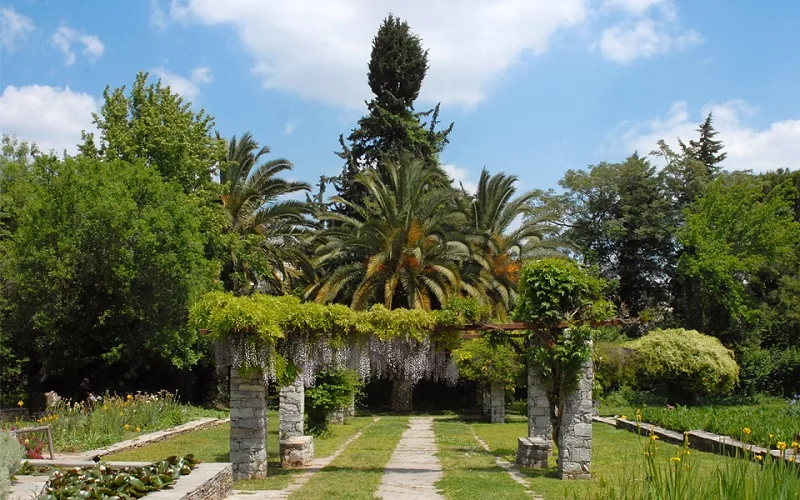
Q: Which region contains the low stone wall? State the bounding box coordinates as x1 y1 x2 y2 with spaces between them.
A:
604 417 798 465
79 418 227 460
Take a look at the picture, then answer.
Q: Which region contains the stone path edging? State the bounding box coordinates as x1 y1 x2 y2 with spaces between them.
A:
594 416 798 464
470 428 543 500
376 417 443 500
76 417 229 460
227 418 379 499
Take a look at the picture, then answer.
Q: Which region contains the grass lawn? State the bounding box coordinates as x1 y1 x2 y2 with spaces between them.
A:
466 417 759 499
435 418 530 500
288 416 408 499
107 411 375 491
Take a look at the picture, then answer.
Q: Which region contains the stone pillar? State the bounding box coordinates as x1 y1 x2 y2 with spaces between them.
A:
230 368 267 480
389 376 413 412
488 382 505 424
279 376 304 439
346 393 356 418
558 344 593 480
329 408 345 425
527 364 552 441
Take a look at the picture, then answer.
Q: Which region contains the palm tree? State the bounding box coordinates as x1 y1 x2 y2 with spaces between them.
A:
461 169 566 319
218 132 312 295
308 160 468 310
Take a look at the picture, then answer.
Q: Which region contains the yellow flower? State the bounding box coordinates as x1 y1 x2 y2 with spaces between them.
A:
124 424 131 431
620 415 627 420
24 438 29 445
791 442 799 449
743 427 751 435
670 457 681 463
135 427 141 432
126 394 133 400
769 433 775 440
17 400 23 408
650 435 659 441
755 455 763 461
777 442 787 451
119 412 124 416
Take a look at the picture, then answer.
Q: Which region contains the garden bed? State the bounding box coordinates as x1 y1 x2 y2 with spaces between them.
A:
9 455 232 500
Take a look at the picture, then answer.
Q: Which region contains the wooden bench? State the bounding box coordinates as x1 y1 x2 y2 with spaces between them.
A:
10 425 54 460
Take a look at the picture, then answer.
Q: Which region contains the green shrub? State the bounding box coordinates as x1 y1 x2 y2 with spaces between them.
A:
0 430 25 498
627 329 739 404
452 338 522 388
594 341 638 395
305 368 362 436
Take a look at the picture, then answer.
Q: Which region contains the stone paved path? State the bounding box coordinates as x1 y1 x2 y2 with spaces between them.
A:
375 417 443 500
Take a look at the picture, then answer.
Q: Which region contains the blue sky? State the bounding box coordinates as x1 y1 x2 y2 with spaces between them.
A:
1 0 798 194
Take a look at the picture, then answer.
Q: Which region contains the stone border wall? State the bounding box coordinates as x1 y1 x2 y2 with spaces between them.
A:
79 418 227 460
605 417 798 465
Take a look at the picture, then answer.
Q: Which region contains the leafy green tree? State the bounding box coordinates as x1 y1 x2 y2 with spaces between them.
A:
217 132 312 295
336 15 453 209
558 154 673 316
676 172 800 347
0 154 217 395
310 160 468 310
80 72 226 193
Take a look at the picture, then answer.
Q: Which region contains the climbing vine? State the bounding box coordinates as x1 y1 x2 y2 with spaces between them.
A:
189 292 488 381
512 257 615 443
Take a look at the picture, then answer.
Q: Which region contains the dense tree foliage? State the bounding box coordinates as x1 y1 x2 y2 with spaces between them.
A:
0 154 216 395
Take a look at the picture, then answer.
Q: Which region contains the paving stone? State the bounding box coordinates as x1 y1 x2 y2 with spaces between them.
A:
376 417 443 500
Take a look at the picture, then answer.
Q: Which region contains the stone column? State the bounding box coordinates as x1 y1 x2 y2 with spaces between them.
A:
279 376 304 439
389 376 413 412
488 382 505 424
229 368 267 480
527 364 552 441
346 393 356 418
558 343 593 480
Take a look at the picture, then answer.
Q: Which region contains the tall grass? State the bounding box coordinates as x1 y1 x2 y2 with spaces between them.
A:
583 421 800 499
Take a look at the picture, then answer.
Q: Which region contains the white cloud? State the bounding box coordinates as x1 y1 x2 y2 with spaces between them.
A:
170 0 588 109
598 0 700 64
190 65 213 84
51 25 105 65
603 0 667 16
150 0 168 31
0 85 99 155
151 65 214 100
442 164 478 194
599 18 701 63
1 7 34 51
619 100 800 172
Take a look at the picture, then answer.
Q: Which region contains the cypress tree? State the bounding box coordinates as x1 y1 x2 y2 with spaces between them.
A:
335 14 453 209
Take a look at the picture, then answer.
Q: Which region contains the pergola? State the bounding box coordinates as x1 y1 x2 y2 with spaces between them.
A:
220 318 619 481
